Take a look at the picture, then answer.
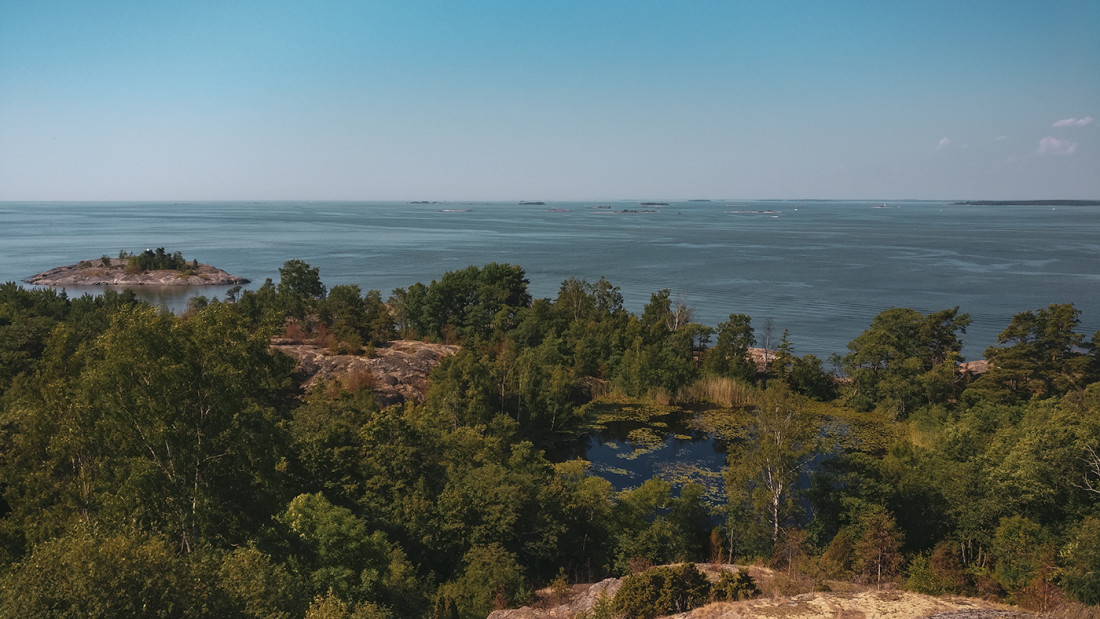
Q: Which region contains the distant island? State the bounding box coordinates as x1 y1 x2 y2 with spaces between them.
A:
25 248 249 287
952 199 1100 206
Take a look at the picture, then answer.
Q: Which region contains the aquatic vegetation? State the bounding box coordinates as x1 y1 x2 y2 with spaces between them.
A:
577 393 681 428
655 460 726 504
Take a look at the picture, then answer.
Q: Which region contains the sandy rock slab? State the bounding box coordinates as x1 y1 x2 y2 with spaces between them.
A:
672 590 1033 618
488 564 1035 619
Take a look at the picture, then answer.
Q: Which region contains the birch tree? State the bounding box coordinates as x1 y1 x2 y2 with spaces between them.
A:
723 385 818 552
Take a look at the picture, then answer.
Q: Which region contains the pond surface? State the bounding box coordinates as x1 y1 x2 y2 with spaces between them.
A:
561 407 731 503
564 403 842 506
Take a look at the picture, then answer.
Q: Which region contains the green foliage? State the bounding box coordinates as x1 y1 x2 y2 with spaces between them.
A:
611 480 710 572
991 515 1048 593
724 384 819 553
304 592 393 619
842 307 971 416
1059 516 1100 605
0 527 223 618
278 259 327 319
279 258 327 300
322 285 394 347
84 304 292 549
579 592 616 619
905 554 941 595
0 283 70 398
391 263 530 341
613 290 703 397
969 303 1093 403
854 506 904 585
711 569 760 601
612 563 711 619
219 546 307 618
279 493 421 614
818 528 857 579
123 247 189 272
0 302 293 556
450 543 531 618
703 313 756 381
772 329 837 400
906 542 970 596
551 460 615 581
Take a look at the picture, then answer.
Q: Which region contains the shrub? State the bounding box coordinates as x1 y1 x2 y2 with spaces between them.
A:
908 543 970 596
343 368 376 393
612 563 711 619
711 569 760 602
907 555 941 595
929 542 970 593
550 568 570 605
283 321 308 343
579 592 615 619
992 516 1046 594
819 529 856 579
453 543 531 617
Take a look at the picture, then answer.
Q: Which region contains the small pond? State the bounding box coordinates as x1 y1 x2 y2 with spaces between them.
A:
558 403 737 504
559 401 850 507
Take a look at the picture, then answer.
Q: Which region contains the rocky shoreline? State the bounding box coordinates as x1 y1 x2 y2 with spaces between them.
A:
25 260 249 287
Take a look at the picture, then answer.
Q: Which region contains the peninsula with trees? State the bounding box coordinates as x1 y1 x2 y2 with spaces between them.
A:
24 248 249 287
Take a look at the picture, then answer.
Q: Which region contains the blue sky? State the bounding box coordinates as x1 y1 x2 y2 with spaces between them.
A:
1 1 1097 200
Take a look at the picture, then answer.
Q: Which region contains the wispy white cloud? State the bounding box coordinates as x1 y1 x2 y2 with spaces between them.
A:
936 137 951 150
1052 116 1093 127
1036 136 1078 156
995 135 1008 141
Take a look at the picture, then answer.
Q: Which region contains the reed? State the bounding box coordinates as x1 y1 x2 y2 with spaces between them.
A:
678 376 754 408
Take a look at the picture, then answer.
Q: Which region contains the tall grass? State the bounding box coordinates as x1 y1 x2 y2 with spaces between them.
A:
678 377 755 408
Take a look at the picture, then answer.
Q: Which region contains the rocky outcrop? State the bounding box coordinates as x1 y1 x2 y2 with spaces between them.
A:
26 260 248 286
272 339 458 407
959 359 991 376
488 564 1030 619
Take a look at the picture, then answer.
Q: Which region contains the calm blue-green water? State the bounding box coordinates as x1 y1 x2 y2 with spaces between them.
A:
2 200 1097 359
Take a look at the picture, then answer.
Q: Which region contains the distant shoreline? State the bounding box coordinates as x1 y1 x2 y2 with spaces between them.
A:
952 199 1100 206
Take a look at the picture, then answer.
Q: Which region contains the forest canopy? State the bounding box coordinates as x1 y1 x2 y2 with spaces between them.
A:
0 262 1097 617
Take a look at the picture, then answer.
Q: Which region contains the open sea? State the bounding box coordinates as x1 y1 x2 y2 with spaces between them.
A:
1 200 1097 361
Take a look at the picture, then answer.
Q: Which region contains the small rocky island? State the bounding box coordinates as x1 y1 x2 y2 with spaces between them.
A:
25 248 249 287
